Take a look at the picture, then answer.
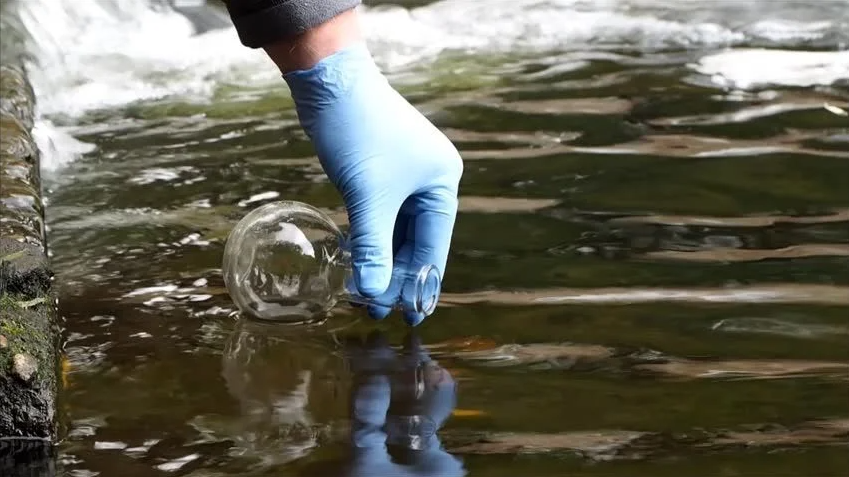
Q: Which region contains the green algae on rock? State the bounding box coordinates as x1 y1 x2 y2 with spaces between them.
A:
0 291 59 441
0 0 61 447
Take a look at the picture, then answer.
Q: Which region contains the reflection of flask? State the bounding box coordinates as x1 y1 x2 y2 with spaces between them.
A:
197 319 348 468
385 335 455 453
222 201 442 323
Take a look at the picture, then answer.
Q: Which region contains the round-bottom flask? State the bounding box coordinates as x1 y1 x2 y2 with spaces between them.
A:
222 201 441 323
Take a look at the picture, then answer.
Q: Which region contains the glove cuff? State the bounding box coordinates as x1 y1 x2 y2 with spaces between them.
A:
282 42 384 106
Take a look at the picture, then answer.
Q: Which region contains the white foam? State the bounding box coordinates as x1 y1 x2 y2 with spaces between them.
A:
361 0 746 69
31 119 97 172
18 0 272 119
745 20 836 43
21 0 846 120
692 48 849 90
11 0 848 171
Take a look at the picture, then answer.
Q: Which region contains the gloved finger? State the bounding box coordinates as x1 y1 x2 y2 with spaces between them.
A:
365 210 412 320
366 242 414 320
346 189 400 298
392 206 410 255
366 303 391 322
402 187 459 326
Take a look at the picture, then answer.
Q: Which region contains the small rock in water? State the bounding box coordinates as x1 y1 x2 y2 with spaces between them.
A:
13 353 37 382
0 335 7 348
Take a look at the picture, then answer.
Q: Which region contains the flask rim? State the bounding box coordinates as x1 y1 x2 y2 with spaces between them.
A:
414 264 441 316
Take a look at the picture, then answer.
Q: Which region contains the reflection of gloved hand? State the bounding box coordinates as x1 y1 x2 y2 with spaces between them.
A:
342 332 466 477
284 42 463 326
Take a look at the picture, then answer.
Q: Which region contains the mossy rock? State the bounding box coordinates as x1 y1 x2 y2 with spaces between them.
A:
0 0 60 453
0 114 37 163
0 246 51 300
0 64 36 130
0 291 59 441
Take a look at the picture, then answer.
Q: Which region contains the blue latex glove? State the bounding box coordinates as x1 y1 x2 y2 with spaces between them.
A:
342 332 466 477
283 42 463 326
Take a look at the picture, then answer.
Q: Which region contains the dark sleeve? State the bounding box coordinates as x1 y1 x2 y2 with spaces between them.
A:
222 0 362 49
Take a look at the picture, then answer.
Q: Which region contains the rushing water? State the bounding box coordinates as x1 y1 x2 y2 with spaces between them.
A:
8 0 849 475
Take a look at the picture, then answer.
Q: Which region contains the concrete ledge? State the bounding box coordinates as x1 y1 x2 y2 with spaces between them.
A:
0 0 61 456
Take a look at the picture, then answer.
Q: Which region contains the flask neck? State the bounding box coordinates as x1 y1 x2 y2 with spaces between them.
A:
335 252 441 317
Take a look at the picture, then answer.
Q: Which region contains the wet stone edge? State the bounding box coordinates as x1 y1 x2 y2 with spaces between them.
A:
0 0 62 464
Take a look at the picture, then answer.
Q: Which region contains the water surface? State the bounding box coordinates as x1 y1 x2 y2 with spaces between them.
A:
11 0 849 475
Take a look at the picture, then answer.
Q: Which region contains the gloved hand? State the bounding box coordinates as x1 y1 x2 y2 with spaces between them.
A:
283 41 463 326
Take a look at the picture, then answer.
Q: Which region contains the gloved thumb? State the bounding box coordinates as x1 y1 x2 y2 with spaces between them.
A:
346 194 396 298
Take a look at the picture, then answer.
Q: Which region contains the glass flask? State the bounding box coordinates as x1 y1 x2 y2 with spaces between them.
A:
221 200 442 323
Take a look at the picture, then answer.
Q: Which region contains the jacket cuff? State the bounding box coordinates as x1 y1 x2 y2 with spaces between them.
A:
226 0 362 49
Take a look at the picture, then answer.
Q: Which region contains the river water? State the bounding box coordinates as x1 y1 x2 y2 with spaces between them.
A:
9 0 849 475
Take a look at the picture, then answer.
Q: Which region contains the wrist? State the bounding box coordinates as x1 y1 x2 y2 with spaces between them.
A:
263 8 363 74
282 41 385 115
